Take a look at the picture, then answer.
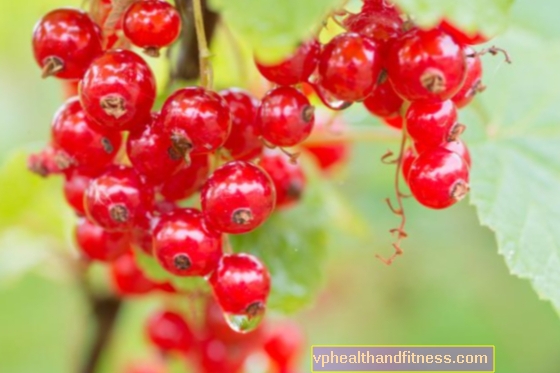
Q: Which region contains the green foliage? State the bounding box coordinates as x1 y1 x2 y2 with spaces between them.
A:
465 29 560 313
393 0 514 36
208 0 343 63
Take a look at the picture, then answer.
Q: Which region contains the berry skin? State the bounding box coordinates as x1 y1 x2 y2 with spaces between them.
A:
220 88 262 161
209 253 271 318
318 33 383 102
201 161 276 234
160 87 232 157
401 147 416 184
153 209 223 277
440 20 489 45
123 0 182 57
452 47 484 109
64 168 99 215
258 87 315 147
405 100 458 150
159 154 210 201
126 113 183 185
443 139 471 168
263 321 304 368
146 310 194 352
75 218 129 262
408 147 470 209
52 97 122 170
27 145 73 177
32 8 103 79
84 166 154 232
110 250 160 295
363 76 404 118
79 49 156 131
255 40 321 86
259 150 306 208
383 115 403 129
386 29 467 101
343 8 403 50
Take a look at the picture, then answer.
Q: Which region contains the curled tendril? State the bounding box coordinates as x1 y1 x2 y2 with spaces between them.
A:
469 46 512 64
381 150 399 165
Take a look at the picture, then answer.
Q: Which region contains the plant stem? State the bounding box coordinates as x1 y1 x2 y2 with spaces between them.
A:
192 0 213 89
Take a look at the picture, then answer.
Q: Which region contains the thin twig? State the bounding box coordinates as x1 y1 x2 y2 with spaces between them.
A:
192 0 213 88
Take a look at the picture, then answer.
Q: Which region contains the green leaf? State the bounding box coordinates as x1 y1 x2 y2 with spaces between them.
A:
208 0 343 63
393 0 514 37
465 29 560 313
133 247 209 293
230 161 344 314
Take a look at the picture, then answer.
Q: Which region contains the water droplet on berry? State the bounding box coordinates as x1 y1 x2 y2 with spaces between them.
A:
223 310 264 334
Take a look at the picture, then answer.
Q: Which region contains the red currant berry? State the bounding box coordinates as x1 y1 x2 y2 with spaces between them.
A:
75 218 129 262
201 161 276 234
153 208 222 277
405 100 458 149
363 76 403 118
80 50 156 131
204 299 262 344
452 47 484 109
408 147 470 209
160 87 231 158
383 115 403 129
209 253 271 319
84 166 154 232
52 97 122 170
123 0 182 57
64 168 100 215
259 150 306 208
443 139 471 168
220 88 262 161
159 154 210 201
146 310 194 352
318 33 383 102
27 145 73 177
127 113 183 185
263 321 303 368
32 8 103 79
258 87 315 147
302 111 349 172
196 337 248 373
401 147 416 184
110 250 159 295
440 20 489 45
343 9 403 48
255 40 321 86
386 29 467 101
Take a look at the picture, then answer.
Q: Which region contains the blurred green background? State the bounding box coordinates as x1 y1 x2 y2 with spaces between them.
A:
1 0 560 373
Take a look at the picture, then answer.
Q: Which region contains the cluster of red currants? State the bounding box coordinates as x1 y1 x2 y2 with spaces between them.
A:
28 0 348 347
130 300 304 373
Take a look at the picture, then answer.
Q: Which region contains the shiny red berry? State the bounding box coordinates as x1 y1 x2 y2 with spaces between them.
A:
259 150 306 208
258 87 315 147
452 47 484 109
263 321 304 368
443 139 471 168
153 209 222 277
408 147 470 209
159 154 210 201
440 20 489 45
123 0 182 57
110 250 160 295
32 8 103 79
209 253 271 317
127 113 183 185
405 100 458 150
255 40 321 86
80 49 156 131
52 97 122 170
318 32 383 102
387 29 467 101
201 161 276 234
84 166 154 232
363 76 403 118
220 88 262 161
64 168 99 215
146 310 194 352
343 8 403 49
160 87 232 157
75 218 129 262
383 115 403 129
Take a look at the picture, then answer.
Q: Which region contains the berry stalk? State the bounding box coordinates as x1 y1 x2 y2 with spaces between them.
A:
192 0 213 88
